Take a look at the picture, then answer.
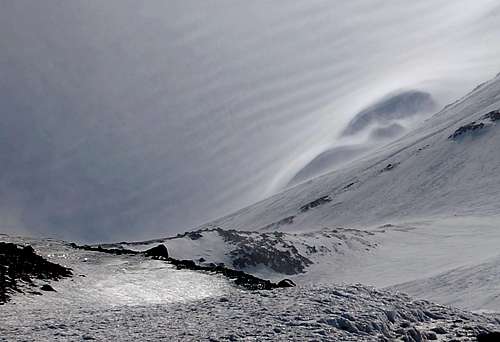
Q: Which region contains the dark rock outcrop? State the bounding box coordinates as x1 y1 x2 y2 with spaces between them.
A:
215 229 313 275
482 109 500 122
448 122 485 140
143 244 169 259
40 284 56 292
0 242 72 303
477 331 500 342
277 279 296 288
300 196 332 212
69 243 140 256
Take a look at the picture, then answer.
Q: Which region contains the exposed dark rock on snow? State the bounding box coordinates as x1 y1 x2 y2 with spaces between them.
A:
477 331 500 341
215 228 314 275
448 109 499 141
40 284 56 292
482 109 500 122
0 242 72 303
448 121 486 140
342 90 437 136
143 244 169 259
277 279 296 288
343 181 356 190
381 163 399 172
169 257 296 290
300 195 332 212
70 243 140 255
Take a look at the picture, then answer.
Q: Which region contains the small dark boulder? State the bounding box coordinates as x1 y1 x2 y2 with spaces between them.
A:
277 279 296 288
172 259 196 269
477 331 500 342
431 326 447 335
40 284 56 292
143 244 169 259
22 245 36 255
181 259 196 268
186 231 203 240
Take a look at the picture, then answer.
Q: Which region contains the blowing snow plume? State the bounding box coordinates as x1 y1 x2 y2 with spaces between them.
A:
288 90 438 186
1 1 500 242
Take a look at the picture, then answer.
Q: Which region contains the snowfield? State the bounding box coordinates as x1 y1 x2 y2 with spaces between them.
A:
101 215 500 313
1 236 500 341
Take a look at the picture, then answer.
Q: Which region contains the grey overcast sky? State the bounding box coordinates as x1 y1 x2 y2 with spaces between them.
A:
1 0 500 242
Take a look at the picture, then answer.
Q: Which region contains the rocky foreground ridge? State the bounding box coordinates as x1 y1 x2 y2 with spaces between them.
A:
0 242 72 303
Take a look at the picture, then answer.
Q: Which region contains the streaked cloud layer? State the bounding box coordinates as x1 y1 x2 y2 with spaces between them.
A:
1 1 499 241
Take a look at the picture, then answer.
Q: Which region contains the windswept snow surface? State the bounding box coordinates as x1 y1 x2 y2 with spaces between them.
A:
1 236 500 341
0 236 232 307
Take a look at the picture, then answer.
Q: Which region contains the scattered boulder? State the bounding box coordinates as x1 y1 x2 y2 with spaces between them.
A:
177 260 196 268
143 244 169 259
403 327 424 342
40 284 56 292
431 326 447 334
277 279 296 288
425 331 438 340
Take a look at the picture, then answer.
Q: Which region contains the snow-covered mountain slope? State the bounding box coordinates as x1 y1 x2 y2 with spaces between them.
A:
1 236 500 341
201 73 500 233
393 253 500 313
146 73 500 312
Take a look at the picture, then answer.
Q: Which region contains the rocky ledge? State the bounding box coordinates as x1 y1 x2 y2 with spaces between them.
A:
0 242 72 303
